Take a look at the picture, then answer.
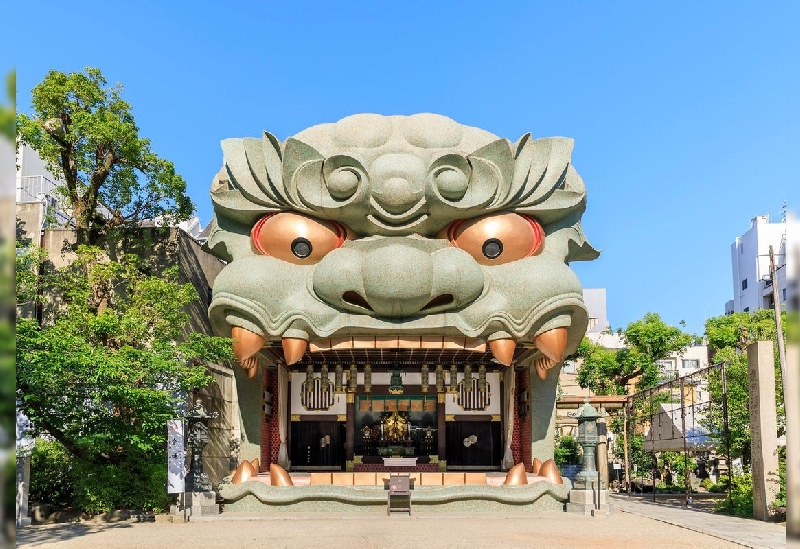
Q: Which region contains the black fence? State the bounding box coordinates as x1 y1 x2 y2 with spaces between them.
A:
623 362 732 510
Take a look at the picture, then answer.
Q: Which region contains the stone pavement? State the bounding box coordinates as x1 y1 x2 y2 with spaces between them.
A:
611 494 787 549
16 508 772 549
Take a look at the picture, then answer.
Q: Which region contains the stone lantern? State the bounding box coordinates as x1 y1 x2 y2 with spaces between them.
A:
567 397 612 516
185 399 219 517
573 398 600 489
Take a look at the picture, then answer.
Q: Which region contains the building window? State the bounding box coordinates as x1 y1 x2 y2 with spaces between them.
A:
741 279 748 291
682 359 700 370
656 359 676 372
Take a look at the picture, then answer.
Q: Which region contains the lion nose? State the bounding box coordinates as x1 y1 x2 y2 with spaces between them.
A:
362 245 432 317
313 242 484 318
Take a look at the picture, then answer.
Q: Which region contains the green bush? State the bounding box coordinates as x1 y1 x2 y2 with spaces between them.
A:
71 454 171 514
29 439 75 508
554 435 581 465
28 438 171 514
700 477 714 490
658 451 696 487
656 483 685 494
775 446 786 508
715 473 753 517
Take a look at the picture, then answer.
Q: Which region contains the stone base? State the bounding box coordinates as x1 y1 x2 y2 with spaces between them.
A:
566 502 613 516
184 491 219 518
566 488 612 515
16 517 32 527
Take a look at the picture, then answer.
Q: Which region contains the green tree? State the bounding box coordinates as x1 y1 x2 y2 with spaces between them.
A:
16 245 233 510
575 313 694 395
0 71 13 141
16 67 194 245
554 434 581 465
704 310 785 464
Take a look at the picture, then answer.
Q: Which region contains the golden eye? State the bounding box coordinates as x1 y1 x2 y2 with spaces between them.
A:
251 212 356 264
439 213 544 266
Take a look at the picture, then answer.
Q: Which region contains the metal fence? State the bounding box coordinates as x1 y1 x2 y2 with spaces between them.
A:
16 175 62 204
623 362 732 510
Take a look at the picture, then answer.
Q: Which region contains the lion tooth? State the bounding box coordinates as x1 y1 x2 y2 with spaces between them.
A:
240 356 260 379
488 338 516 366
534 356 556 380
232 326 265 362
282 337 308 365
534 327 568 363
538 459 564 484
230 460 257 484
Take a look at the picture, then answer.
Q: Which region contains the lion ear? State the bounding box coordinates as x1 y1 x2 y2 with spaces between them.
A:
508 136 574 206
282 138 325 207
467 138 515 208
220 135 290 209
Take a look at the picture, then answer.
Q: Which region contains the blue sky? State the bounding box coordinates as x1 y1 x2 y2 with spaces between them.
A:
9 1 798 336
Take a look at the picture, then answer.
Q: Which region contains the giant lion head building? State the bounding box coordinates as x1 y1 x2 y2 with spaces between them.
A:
205 113 598 479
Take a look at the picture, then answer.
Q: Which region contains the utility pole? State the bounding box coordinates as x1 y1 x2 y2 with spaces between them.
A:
769 245 787 397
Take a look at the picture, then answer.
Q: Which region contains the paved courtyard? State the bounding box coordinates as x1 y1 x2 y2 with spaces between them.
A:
15 497 790 549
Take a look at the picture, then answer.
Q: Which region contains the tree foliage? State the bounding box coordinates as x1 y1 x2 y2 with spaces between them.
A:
16 67 194 245
0 70 13 141
575 312 694 395
704 310 785 463
554 434 581 465
16 245 233 510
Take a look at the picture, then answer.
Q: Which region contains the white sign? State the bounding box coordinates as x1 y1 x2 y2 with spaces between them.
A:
612 463 622 470
166 419 185 494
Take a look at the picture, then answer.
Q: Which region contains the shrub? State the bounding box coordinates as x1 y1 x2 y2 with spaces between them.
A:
715 473 753 517
775 446 786 508
71 454 171 514
554 435 581 465
709 475 729 493
700 477 714 490
29 439 75 509
27 438 171 514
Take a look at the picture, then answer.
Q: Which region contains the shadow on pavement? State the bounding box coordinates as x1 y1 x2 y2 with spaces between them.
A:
17 522 134 547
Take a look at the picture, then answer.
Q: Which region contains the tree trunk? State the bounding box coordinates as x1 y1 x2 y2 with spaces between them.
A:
71 199 91 246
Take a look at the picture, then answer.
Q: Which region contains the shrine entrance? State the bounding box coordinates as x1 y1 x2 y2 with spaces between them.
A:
276 341 536 473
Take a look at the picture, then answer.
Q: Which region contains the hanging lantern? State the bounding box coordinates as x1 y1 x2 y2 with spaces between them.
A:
320 363 329 392
449 364 458 393
349 364 358 392
334 364 343 393
364 364 372 393
435 364 444 393
463 364 472 392
478 364 487 393
306 365 314 394
420 364 429 393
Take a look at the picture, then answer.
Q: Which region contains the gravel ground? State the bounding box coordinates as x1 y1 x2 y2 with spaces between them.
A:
16 511 747 549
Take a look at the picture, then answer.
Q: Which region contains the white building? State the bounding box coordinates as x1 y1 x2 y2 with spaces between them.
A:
726 214 791 314
583 288 611 335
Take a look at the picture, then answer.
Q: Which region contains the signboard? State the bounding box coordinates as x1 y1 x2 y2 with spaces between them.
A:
389 475 410 493
612 463 622 470
167 419 185 494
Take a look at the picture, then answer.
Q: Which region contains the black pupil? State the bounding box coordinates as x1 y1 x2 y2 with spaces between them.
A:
291 237 312 258
482 238 503 259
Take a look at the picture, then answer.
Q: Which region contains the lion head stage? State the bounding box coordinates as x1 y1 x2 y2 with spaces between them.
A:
205 113 598 376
